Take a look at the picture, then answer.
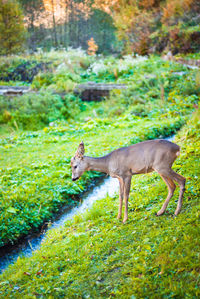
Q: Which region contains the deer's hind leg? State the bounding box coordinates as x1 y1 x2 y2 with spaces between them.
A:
169 170 186 216
156 168 186 216
157 174 176 216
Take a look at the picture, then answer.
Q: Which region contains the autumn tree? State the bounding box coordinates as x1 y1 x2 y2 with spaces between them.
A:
18 0 116 53
19 0 44 50
0 0 26 55
87 37 98 55
43 0 66 47
94 0 200 54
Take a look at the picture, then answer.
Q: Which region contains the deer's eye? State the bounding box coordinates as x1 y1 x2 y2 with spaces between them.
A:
74 165 77 169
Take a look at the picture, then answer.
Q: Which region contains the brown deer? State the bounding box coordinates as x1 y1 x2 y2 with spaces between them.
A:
71 140 186 223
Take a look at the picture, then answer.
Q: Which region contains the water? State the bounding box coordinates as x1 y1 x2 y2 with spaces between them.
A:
0 136 175 272
165 135 175 142
183 64 199 69
172 71 187 76
0 176 119 272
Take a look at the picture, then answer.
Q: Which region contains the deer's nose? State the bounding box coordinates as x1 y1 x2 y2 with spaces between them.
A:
72 177 79 181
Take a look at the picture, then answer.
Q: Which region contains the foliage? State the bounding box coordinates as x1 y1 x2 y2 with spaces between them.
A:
175 52 200 60
86 54 147 78
0 109 199 297
0 112 187 247
0 0 26 55
87 37 98 56
93 0 200 55
0 49 199 297
19 0 117 54
0 0 199 55
0 59 49 83
0 53 199 246
0 54 199 131
32 72 79 91
0 91 82 130
0 48 94 83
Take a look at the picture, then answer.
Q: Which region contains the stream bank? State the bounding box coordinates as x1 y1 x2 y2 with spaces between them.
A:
0 176 119 272
0 136 174 273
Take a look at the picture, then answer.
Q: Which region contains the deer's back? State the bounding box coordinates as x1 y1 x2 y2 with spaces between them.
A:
108 139 180 176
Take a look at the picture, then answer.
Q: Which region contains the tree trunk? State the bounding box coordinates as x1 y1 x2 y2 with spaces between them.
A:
51 0 58 47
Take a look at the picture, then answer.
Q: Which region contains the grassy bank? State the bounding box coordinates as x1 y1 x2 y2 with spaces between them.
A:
0 108 199 298
0 116 185 247
0 53 199 246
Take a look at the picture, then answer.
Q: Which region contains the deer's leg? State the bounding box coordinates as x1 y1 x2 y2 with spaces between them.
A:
123 176 131 224
157 174 176 216
117 178 124 219
169 170 186 216
155 168 186 216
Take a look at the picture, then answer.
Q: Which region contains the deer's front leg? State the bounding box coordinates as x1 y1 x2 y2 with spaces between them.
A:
123 176 131 224
117 178 124 219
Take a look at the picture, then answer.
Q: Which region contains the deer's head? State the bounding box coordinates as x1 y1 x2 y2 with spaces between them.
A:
71 141 88 181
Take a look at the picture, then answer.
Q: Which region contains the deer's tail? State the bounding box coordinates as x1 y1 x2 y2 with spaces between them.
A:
176 147 180 157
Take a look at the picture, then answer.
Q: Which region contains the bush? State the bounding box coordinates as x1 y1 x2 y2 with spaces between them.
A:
0 91 82 130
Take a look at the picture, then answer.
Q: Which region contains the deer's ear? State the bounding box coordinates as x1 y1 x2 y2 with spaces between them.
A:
75 141 85 158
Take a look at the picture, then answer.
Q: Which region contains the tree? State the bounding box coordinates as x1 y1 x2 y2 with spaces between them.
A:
18 0 116 53
93 0 200 54
87 37 98 55
19 0 44 50
0 0 27 55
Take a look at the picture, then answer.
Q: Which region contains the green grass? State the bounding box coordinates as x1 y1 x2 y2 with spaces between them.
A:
0 54 199 246
175 52 200 60
0 115 186 247
0 50 199 297
0 108 199 298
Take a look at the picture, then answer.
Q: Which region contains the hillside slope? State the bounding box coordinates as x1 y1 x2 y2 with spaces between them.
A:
0 109 199 298
1 55 198 247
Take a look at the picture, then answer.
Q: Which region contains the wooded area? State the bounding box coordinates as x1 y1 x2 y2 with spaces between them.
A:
0 0 200 55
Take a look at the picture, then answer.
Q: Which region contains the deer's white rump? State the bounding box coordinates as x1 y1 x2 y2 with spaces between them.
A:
71 140 186 223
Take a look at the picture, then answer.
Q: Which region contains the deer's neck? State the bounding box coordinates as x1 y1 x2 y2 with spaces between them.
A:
85 156 109 174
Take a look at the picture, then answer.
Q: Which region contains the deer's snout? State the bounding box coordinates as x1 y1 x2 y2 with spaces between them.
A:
72 177 79 181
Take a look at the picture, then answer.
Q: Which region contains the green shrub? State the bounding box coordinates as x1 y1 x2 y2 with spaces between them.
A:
0 91 82 130
32 71 81 92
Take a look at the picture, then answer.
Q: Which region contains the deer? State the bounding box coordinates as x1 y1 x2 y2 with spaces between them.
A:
71 140 186 223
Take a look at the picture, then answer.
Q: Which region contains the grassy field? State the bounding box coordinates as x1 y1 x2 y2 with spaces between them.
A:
0 106 199 298
0 52 199 250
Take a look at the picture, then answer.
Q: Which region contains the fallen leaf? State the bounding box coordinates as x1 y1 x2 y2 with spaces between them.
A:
36 269 43 275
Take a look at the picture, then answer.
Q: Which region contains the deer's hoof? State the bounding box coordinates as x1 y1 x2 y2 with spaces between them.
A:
156 210 165 216
117 214 121 220
123 218 128 224
174 209 180 216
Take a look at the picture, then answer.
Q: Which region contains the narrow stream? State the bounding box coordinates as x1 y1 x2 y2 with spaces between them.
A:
0 136 175 273
0 176 119 273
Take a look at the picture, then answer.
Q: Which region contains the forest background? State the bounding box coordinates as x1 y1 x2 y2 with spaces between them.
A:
0 0 200 56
